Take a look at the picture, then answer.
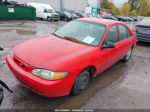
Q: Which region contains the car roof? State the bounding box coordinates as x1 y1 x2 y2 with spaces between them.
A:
78 18 122 26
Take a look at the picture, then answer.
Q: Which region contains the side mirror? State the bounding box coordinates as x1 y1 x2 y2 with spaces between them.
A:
102 42 115 49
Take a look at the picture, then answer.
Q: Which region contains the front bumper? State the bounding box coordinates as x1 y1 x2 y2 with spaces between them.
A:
50 17 60 20
6 55 74 97
136 33 150 42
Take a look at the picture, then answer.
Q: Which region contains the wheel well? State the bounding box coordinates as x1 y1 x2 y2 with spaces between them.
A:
70 65 96 95
83 65 97 77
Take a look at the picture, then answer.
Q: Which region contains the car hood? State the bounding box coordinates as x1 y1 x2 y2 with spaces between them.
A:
13 35 94 69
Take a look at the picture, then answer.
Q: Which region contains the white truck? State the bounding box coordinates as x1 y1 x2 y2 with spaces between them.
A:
27 3 60 21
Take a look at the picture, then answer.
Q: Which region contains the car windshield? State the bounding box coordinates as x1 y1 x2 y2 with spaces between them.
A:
139 19 150 26
64 12 71 16
48 9 56 13
72 13 77 16
54 20 106 46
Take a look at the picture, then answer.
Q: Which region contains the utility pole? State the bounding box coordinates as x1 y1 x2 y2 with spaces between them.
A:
60 0 64 10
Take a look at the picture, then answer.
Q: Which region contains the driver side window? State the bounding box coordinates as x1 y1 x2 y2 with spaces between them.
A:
105 26 118 43
44 9 48 13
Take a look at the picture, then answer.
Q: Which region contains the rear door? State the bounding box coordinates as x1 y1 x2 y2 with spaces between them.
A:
98 25 121 73
118 24 133 58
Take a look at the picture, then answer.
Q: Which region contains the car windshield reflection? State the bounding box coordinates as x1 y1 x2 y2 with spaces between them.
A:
54 20 106 46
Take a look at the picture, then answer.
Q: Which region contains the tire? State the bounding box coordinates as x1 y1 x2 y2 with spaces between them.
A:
121 48 133 62
71 71 90 96
65 18 67 21
47 17 51 21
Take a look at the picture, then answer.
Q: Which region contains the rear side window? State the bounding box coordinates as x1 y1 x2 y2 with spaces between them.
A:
105 26 118 43
119 25 130 40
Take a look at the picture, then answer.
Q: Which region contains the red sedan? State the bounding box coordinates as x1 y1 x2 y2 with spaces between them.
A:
6 18 136 97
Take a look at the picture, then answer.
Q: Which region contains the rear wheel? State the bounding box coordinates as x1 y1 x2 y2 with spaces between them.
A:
121 48 133 62
71 71 90 96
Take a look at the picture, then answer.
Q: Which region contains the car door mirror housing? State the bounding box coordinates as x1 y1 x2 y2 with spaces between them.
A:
102 42 115 49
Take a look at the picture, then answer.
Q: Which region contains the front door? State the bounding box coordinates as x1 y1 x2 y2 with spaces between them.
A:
98 25 121 73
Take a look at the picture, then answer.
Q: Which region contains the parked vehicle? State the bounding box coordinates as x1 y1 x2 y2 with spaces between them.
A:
91 13 97 18
57 10 78 21
125 16 134 21
129 16 138 21
63 11 74 21
6 18 136 97
86 13 95 18
97 14 102 18
27 3 60 21
56 11 66 21
71 13 79 19
67 11 80 19
90 13 101 18
102 15 118 20
80 13 100 18
114 16 128 22
80 13 87 18
136 18 150 42
74 12 82 18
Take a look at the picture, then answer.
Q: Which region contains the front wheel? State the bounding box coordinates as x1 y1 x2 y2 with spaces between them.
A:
71 71 90 96
64 18 68 21
47 17 51 21
121 48 133 62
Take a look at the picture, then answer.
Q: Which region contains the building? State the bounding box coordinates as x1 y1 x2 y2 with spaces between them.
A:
13 0 88 12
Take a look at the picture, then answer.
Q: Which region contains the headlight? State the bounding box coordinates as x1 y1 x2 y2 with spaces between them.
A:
31 69 68 80
10 49 14 58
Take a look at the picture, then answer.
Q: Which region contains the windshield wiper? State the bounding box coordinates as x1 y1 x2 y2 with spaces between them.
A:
53 34 89 45
64 36 88 45
52 33 62 38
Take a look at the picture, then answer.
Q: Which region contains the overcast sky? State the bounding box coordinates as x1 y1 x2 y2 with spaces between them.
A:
112 0 128 8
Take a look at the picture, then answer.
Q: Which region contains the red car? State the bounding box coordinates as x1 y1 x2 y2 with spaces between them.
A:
6 18 136 97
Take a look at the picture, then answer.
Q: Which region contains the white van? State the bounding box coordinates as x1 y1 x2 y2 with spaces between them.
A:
27 3 60 21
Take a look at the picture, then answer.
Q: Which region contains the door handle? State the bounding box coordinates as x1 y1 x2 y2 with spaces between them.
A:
115 46 120 48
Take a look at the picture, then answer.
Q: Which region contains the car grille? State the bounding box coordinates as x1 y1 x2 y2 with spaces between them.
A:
51 14 59 18
55 15 59 17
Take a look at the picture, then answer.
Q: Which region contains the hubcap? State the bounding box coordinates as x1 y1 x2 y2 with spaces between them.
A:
47 18 50 21
77 75 89 90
